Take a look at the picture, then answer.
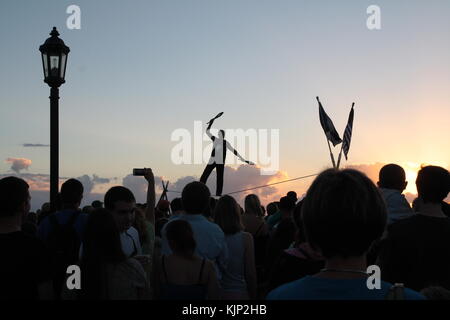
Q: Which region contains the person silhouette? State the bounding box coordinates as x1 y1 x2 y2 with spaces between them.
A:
200 113 254 196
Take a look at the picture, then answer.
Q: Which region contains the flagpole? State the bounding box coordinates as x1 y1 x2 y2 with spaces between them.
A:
326 138 336 169
336 143 344 169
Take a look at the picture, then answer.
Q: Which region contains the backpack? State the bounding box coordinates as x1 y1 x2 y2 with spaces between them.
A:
47 211 82 297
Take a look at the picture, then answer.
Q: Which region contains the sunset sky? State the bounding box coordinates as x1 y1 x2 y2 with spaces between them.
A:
1 0 449 210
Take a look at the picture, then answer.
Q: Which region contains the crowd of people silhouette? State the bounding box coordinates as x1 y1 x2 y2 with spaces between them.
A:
0 164 449 300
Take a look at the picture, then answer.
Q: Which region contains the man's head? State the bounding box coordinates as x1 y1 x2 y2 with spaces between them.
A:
266 202 278 216
287 191 298 203
0 176 30 220
182 181 211 215
302 169 387 259
377 164 407 192
279 196 295 213
60 178 84 209
218 130 225 139
416 166 450 204
170 197 183 213
104 186 136 232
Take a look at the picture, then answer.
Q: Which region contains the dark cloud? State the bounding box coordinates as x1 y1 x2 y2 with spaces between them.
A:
92 174 110 184
76 174 95 194
76 174 114 195
5 157 32 173
23 144 49 147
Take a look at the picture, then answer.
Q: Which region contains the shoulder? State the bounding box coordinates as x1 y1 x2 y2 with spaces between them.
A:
403 288 426 300
126 226 140 238
115 259 147 287
266 278 306 300
204 219 225 234
123 258 146 278
388 215 420 232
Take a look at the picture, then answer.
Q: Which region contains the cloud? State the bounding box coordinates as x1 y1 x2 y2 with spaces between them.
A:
0 173 63 211
122 174 164 204
23 143 49 147
5 157 32 173
8 163 445 213
169 176 197 196
76 174 95 194
92 174 110 184
345 162 385 183
76 174 114 195
0 173 119 211
344 162 450 203
164 165 288 206
122 165 288 206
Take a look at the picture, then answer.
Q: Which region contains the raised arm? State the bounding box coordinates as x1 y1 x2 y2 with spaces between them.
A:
226 141 254 164
205 120 215 140
144 168 155 226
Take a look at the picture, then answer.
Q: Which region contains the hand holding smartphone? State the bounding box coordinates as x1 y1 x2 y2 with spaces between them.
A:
133 168 146 176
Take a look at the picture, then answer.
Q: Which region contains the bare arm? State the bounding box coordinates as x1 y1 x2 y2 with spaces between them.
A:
143 168 155 226
206 121 215 140
243 232 257 299
226 141 254 164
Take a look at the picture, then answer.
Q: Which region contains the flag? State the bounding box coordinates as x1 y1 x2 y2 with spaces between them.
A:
317 97 342 146
342 104 354 160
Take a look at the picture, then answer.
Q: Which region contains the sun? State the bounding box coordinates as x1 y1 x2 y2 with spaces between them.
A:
401 161 449 196
403 163 420 195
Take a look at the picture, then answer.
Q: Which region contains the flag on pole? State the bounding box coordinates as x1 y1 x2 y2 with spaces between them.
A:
317 97 342 146
342 104 354 160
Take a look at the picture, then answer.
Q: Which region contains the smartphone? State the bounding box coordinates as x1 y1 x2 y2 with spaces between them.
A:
133 168 145 176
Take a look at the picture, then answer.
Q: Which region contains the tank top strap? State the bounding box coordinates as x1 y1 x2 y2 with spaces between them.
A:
197 258 206 285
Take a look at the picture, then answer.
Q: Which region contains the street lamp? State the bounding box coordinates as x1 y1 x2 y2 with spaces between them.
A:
39 27 70 212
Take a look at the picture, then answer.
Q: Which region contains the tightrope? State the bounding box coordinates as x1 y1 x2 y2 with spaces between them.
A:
166 173 319 196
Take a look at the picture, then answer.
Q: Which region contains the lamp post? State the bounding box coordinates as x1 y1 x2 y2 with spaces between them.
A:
39 27 70 212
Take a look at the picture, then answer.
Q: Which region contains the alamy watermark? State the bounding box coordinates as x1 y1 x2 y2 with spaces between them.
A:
64 4 381 31
66 5 81 30
171 121 280 176
367 265 381 290
367 5 381 30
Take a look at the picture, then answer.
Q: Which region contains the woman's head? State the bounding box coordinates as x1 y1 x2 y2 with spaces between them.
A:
214 195 243 235
82 208 126 263
244 194 263 217
301 169 387 259
166 219 196 257
266 202 279 216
